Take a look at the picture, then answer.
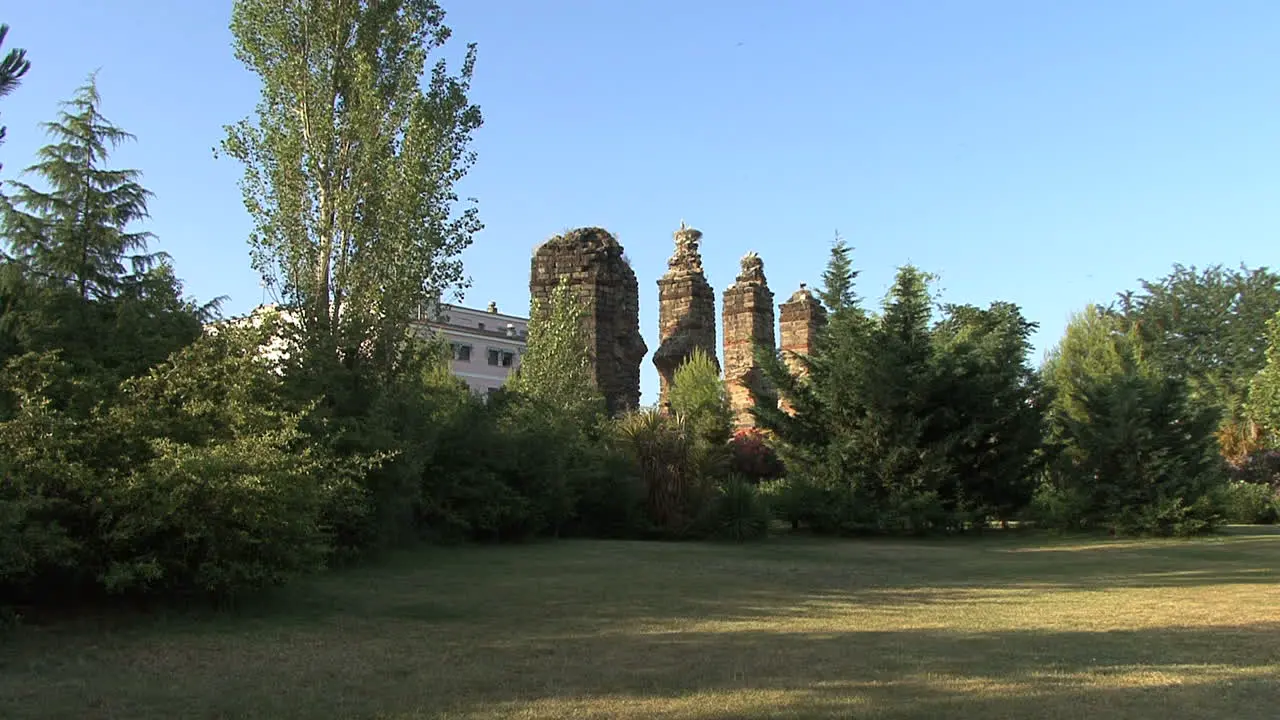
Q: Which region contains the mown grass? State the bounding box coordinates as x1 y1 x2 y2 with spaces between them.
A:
3 527 1279 719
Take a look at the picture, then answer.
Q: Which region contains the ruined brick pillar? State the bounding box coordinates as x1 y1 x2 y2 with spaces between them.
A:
721 252 775 429
653 222 718 410
778 283 827 414
530 227 647 415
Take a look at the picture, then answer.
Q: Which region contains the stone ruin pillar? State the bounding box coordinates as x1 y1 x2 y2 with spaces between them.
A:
721 252 775 429
529 227 647 415
653 222 718 410
777 283 827 414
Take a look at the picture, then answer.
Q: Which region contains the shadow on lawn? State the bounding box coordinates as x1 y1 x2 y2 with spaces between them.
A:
5 529 1279 720
437 623 1280 720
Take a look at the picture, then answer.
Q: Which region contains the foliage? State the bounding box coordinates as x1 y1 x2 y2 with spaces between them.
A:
0 23 30 175
507 277 605 423
1247 311 1280 446
709 477 771 541
615 409 718 537
1041 310 1225 536
1111 264 1280 446
1217 481 1279 525
668 346 732 450
0 320 363 604
222 0 482 371
729 428 785 481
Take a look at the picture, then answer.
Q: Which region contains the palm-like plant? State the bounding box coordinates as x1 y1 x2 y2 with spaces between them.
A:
616 409 714 534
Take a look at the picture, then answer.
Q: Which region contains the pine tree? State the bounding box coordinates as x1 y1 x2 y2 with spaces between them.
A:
1044 305 1223 535
0 23 31 175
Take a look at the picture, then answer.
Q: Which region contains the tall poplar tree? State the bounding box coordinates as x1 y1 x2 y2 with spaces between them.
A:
222 0 483 367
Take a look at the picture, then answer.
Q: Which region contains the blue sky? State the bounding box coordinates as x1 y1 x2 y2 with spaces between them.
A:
3 1 1278 404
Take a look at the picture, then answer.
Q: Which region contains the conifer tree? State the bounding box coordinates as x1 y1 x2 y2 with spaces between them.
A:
818 231 859 313
1 76 161 299
0 77 207 394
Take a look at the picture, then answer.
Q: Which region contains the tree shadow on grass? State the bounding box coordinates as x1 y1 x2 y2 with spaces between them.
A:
429 623 1280 719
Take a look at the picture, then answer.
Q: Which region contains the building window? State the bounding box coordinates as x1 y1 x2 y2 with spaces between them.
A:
451 343 471 362
487 348 500 366
477 322 485 331
501 351 515 367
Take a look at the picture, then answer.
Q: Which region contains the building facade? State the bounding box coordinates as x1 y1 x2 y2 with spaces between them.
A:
416 301 528 396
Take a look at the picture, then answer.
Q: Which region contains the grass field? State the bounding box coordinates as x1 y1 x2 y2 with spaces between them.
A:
3 527 1279 719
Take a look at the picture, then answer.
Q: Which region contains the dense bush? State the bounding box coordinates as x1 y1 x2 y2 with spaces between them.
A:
1217 481 1279 525
710 477 771 541
729 428 785 481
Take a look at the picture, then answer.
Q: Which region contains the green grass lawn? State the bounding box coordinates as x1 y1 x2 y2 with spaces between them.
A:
4 527 1279 719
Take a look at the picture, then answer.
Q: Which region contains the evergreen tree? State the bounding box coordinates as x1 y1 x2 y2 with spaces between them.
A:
0 23 30 175
931 301 1045 521
1 76 160 299
0 78 209 400
818 231 859 313
1042 306 1223 535
222 0 483 368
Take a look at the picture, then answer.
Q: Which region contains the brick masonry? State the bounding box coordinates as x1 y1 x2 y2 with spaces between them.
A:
721 252 775 429
529 227 647 415
653 222 718 410
777 283 827 415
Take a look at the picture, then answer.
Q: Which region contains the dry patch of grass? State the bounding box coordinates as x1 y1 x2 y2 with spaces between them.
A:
3 529 1278 719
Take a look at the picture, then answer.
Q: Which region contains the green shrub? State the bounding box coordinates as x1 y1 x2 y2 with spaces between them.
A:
709 476 771 541
615 409 718 537
1218 481 1280 524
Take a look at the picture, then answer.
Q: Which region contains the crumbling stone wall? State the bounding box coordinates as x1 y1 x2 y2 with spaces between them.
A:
653 222 718 410
721 252 775 429
530 227 647 415
777 283 827 414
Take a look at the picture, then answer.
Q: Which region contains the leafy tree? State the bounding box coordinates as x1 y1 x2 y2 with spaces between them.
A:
507 278 605 422
1248 311 1280 444
668 347 731 449
1111 264 1280 453
0 23 30 174
222 0 483 368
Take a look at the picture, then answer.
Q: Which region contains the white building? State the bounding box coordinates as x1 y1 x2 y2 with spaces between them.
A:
216 301 528 397
415 301 528 397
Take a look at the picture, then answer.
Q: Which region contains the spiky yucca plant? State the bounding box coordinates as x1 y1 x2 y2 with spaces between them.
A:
616 409 718 535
